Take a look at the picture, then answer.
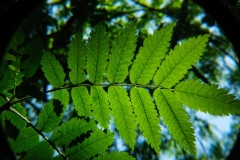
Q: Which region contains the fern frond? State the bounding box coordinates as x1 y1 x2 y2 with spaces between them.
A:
86 24 110 83
175 80 240 115
41 50 65 88
68 32 87 84
91 86 110 128
65 130 114 160
106 23 137 83
23 141 53 160
94 152 136 160
71 87 91 117
154 34 210 88
20 38 43 78
154 89 196 155
38 100 59 132
108 86 136 150
50 118 96 147
130 88 161 153
130 24 174 84
8 127 39 153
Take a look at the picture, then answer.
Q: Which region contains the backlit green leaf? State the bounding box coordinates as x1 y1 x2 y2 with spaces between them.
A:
72 87 91 117
154 89 196 155
65 130 114 160
50 118 96 147
175 80 240 115
23 141 53 160
41 50 65 88
91 86 110 128
130 24 174 84
108 86 136 149
86 24 109 83
130 87 161 153
68 32 87 84
38 100 59 132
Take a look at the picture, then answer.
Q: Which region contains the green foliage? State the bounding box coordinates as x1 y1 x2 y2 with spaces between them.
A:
65 130 114 160
20 38 43 78
154 89 196 155
107 23 137 83
8 127 39 153
68 32 87 84
94 152 136 160
86 24 110 83
50 118 96 147
131 87 161 153
71 87 91 117
38 100 59 132
108 86 136 149
41 50 66 88
53 89 69 107
0 67 23 92
91 86 110 128
1 22 240 160
130 23 174 84
23 141 54 160
175 80 240 115
154 34 210 88
8 27 25 52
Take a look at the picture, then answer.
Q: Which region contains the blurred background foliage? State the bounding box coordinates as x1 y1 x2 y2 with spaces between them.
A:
1 0 240 159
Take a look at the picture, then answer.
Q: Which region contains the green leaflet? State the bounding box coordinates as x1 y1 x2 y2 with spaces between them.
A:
1 102 27 129
53 89 69 107
106 23 137 83
86 24 110 83
50 118 96 147
41 50 65 88
94 152 136 160
154 89 196 155
108 86 136 150
4 53 17 61
12 103 27 118
71 87 91 117
68 32 87 84
23 141 53 160
53 89 69 119
20 38 43 78
154 34 210 88
91 86 110 128
130 87 161 153
0 67 23 92
174 80 240 115
65 130 114 160
8 127 39 154
8 27 25 52
38 100 59 132
130 24 174 84
1 110 26 129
